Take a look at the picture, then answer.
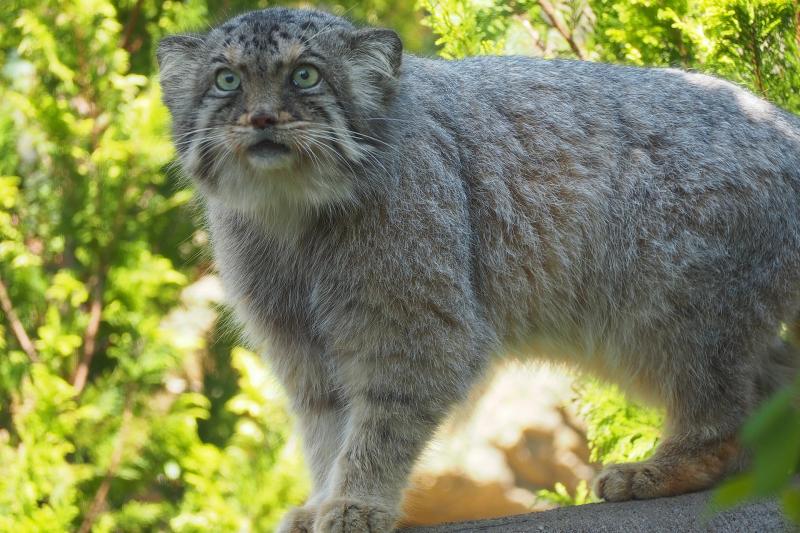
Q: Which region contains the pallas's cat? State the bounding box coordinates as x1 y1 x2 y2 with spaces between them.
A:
158 7 800 532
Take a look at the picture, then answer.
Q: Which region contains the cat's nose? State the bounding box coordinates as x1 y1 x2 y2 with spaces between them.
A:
249 111 277 129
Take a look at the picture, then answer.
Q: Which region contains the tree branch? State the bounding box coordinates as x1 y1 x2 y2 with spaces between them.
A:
120 0 145 54
749 15 765 94
515 14 547 54
794 0 799 48
77 393 134 533
71 272 105 394
537 0 586 60
0 275 40 363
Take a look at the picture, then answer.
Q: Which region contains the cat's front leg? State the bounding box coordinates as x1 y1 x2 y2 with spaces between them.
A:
272 344 345 533
277 399 345 533
313 338 487 533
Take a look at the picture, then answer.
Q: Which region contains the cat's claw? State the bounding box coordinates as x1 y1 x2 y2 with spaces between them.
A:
314 498 396 533
276 505 317 533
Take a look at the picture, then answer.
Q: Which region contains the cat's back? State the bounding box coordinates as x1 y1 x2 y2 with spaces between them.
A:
392 54 800 348
399 54 800 178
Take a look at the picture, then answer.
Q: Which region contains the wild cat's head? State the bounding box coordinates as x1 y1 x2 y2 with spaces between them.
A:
157 8 402 218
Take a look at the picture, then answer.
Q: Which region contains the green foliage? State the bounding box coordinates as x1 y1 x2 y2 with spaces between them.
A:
536 380 663 506
590 0 800 111
0 1 312 530
711 377 800 522
420 0 800 115
575 380 663 465
536 480 595 506
589 0 695 65
417 0 594 58
417 0 511 58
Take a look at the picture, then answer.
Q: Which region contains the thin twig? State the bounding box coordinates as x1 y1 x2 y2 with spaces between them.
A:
120 0 145 54
71 273 105 393
515 14 547 54
794 0 799 48
537 0 586 60
0 275 40 363
749 12 765 94
77 393 134 533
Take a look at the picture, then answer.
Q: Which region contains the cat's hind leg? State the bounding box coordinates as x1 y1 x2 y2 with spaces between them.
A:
594 436 741 501
594 336 757 501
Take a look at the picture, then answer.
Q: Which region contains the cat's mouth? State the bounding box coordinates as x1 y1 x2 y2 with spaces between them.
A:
247 138 291 159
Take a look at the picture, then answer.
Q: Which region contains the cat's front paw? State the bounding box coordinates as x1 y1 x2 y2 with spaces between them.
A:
276 505 318 533
594 463 650 501
594 461 690 502
314 497 396 533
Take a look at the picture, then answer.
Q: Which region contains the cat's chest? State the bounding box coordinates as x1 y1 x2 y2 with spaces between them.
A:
209 211 322 343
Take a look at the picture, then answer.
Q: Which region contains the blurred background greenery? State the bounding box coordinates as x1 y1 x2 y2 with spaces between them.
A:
0 0 798 531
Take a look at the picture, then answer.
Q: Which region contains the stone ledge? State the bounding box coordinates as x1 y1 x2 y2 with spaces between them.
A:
401 489 790 532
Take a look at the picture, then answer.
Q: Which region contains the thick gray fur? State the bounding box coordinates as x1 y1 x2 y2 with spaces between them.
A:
157 7 800 533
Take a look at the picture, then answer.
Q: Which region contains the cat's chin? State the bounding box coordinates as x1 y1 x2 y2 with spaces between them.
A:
246 149 294 172
204 163 356 232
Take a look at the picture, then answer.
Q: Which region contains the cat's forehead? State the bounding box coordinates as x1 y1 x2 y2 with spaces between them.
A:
208 8 351 63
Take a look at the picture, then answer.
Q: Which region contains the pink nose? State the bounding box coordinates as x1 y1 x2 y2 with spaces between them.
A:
250 112 277 129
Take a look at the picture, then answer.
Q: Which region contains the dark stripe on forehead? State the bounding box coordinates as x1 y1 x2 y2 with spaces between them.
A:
267 27 280 49
299 20 319 32
222 9 353 37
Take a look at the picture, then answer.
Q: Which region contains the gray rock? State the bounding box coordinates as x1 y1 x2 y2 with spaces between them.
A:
401 490 791 532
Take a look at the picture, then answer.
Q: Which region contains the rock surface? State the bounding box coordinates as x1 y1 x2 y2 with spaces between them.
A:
401 490 791 532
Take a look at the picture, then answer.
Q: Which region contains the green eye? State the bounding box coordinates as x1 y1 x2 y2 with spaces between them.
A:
215 68 241 91
291 65 320 89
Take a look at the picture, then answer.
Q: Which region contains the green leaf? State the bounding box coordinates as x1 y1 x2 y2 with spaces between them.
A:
782 488 800 524
710 473 755 512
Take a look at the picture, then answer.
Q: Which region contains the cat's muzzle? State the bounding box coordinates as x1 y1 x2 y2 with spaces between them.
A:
248 137 291 159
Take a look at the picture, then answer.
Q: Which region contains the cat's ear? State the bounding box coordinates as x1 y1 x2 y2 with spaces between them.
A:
157 34 204 112
348 28 403 79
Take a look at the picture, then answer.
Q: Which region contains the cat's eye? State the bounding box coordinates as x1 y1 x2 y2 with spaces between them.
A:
291 65 320 89
215 68 241 91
